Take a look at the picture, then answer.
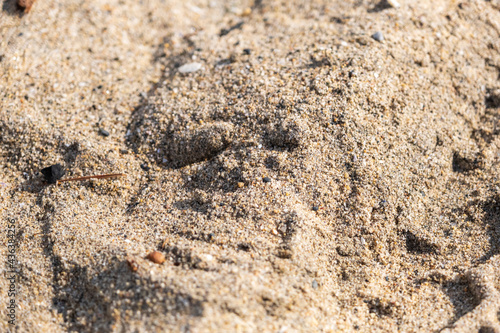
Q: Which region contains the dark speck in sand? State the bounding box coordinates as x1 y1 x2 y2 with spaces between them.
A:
220 21 244 37
263 177 271 183
41 164 65 184
140 163 150 171
312 206 319 211
243 48 252 55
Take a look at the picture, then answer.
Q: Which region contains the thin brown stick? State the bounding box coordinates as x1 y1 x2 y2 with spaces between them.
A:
57 173 125 183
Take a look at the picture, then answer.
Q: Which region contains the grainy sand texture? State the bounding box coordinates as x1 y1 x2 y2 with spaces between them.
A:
1 0 500 332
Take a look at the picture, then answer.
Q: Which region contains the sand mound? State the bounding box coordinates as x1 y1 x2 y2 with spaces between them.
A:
1 0 500 332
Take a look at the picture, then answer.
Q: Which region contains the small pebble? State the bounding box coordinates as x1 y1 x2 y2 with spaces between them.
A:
120 149 129 154
237 182 245 188
140 163 150 171
146 251 166 264
241 7 252 16
41 164 65 184
312 206 319 211
99 128 110 137
243 48 252 55
263 177 271 183
371 31 384 42
312 280 319 289
178 62 202 73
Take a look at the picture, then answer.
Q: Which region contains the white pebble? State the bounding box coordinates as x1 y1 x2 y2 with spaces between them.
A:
178 62 203 73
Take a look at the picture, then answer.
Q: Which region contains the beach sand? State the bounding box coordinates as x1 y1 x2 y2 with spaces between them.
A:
1 0 500 331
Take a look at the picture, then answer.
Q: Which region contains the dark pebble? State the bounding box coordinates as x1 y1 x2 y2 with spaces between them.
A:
243 48 252 55
312 280 319 289
99 128 110 137
41 164 65 184
263 177 271 183
371 31 384 42
140 163 150 171
119 149 129 154
312 206 319 211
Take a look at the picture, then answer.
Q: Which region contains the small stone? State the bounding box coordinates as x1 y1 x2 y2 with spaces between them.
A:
243 48 252 55
140 163 150 171
41 164 65 184
371 31 384 42
146 251 166 264
387 0 400 8
178 62 202 73
119 149 129 154
241 7 252 16
263 177 271 183
99 128 110 137
312 280 319 289
312 206 319 211
237 182 245 188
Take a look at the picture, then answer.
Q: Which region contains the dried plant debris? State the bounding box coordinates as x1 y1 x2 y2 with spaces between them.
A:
17 0 36 13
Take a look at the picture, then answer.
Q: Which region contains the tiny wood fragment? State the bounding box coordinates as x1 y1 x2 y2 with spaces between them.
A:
18 0 36 13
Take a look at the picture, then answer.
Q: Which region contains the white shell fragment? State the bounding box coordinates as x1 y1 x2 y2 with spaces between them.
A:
387 0 400 8
178 62 203 73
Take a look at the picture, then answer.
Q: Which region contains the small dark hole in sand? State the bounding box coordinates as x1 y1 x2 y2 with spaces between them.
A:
405 231 438 254
452 152 480 173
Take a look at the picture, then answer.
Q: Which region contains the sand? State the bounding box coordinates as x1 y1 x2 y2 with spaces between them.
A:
1 0 500 332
